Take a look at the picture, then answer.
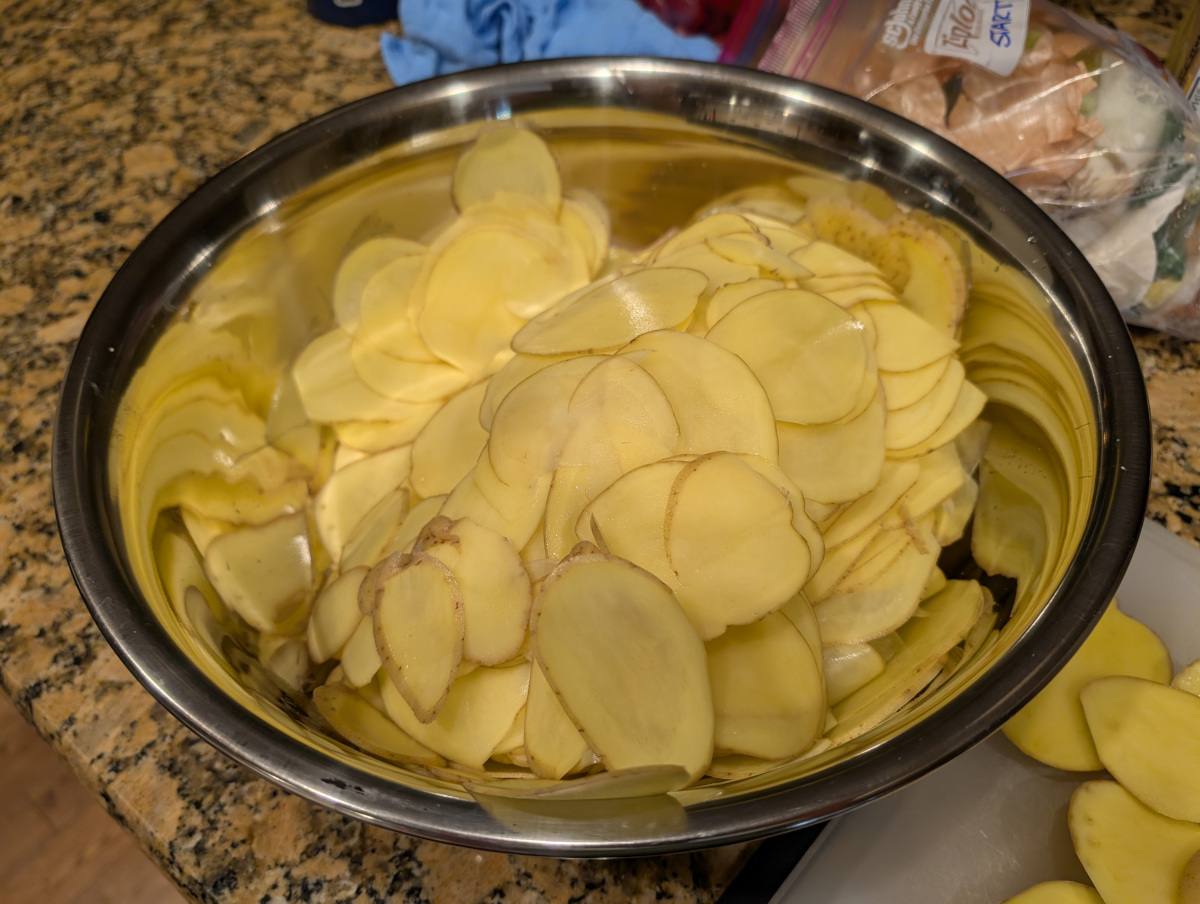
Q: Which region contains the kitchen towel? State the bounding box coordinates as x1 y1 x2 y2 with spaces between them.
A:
381 0 721 85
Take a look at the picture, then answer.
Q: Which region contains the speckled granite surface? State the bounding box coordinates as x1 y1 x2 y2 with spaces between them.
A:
0 0 1195 901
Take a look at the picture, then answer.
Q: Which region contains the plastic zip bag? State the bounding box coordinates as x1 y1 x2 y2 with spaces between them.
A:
722 0 1200 337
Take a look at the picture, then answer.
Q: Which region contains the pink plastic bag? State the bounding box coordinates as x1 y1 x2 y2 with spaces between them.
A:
722 0 1200 338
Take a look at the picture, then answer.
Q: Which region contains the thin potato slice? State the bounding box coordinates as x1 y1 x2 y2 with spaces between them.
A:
511 268 707 356
890 216 967 338
865 300 960 372
440 454 552 550
307 567 369 663
332 408 440 453
380 663 531 769
340 616 383 688
373 554 465 722
203 510 312 634
820 460 920 548
883 358 967 450
355 253 437 362
333 237 424 334
704 278 785 330
1001 882 1104 904
410 381 490 498
340 484 411 572
313 684 443 766
1002 602 1172 771
1081 676 1200 822
707 612 825 760
707 288 871 426
478 352 574 432
452 128 562 213
532 552 713 781
525 662 590 780
314 445 411 563
777 383 885 505
417 517 533 667
653 243 759 289
349 338 470 404
467 765 689 800
879 355 952 409
651 212 758 260
665 453 811 639
621 330 778 461
823 643 887 706
829 580 984 744
706 235 813 280
1069 781 1200 904
806 197 909 288
888 379 988 460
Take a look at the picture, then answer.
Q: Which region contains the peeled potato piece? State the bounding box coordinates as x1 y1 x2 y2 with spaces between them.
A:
524 662 590 780
203 510 313 634
452 127 562 214
440 454 552 551
651 211 759 260
478 352 574 432
707 288 871 426
706 235 813 280
1002 601 1172 771
373 554 465 722
888 379 988 460
417 517 533 667
313 684 443 766
340 484 411 572
1081 676 1200 822
1069 781 1200 904
354 253 436 362
777 382 885 505
707 612 825 760
806 197 910 288
820 460 920 548
349 338 469 404
704 278 785 330
665 453 811 640
307 567 369 663
883 358 967 450
340 615 383 688
621 330 778 461
511 268 707 356
380 662 531 770
865 300 960 372
1174 659 1200 695
889 216 967 338
1001 881 1104 904
410 381 490 498
879 355 952 410
532 552 713 781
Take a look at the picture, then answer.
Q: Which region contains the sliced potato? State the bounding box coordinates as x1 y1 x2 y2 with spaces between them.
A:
1081 676 1200 822
373 554 465 722
1069 781 1200 904
823 643 887 706
1173 659 1200 695
532 551 713 781
524 662 590 780
313 683 443 766
1002 602 1172 771
452 127 562 213
314 445 412 563
410 381 490 498
307 567 369 663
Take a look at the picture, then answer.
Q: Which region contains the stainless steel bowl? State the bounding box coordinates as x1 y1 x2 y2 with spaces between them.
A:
53 58 1150 855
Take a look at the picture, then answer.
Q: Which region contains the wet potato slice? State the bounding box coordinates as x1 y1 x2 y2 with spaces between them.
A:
313 683 443 767
452 127 562 214
532 551 713 782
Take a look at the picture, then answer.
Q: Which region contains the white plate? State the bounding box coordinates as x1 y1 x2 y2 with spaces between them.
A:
776 519 1200 904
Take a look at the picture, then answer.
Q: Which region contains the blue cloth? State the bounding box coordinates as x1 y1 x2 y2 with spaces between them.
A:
381 0 720 86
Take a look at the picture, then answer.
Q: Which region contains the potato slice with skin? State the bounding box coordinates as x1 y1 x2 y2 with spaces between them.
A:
524 662 590 780
1182 850 1200 904
865 300 960 372
823 643 887 705
1081 676 1200 822
664 453 811 639
417 517 533 667
704 277 785 330
890 216 967 338
575 458 685 584
340 616 383 688
511 268 707 356
707 612 825 760
452 128 562 214
314 445 411 564
307 566 369 663
707 288 871 426
410 381 490 498
1069 781 1200 904
441 455 551 551
380 663 531 770
203 510 313 634
373 553 465 722
333 237 425 334
532 551 713 781
1001 882 1104 904
621 330 778 461
313 684 443 767
807 197 910 289
1002 601 1172 771
777 382 885 505
804 523 883 602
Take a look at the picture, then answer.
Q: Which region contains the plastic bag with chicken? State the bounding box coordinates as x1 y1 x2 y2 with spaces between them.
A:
722 0 1200 337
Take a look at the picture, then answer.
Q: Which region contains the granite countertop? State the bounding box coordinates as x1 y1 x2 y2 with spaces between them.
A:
1 1 1197 901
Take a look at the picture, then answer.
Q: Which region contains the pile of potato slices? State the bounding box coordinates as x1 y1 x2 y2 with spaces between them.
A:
121 126 1071 799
